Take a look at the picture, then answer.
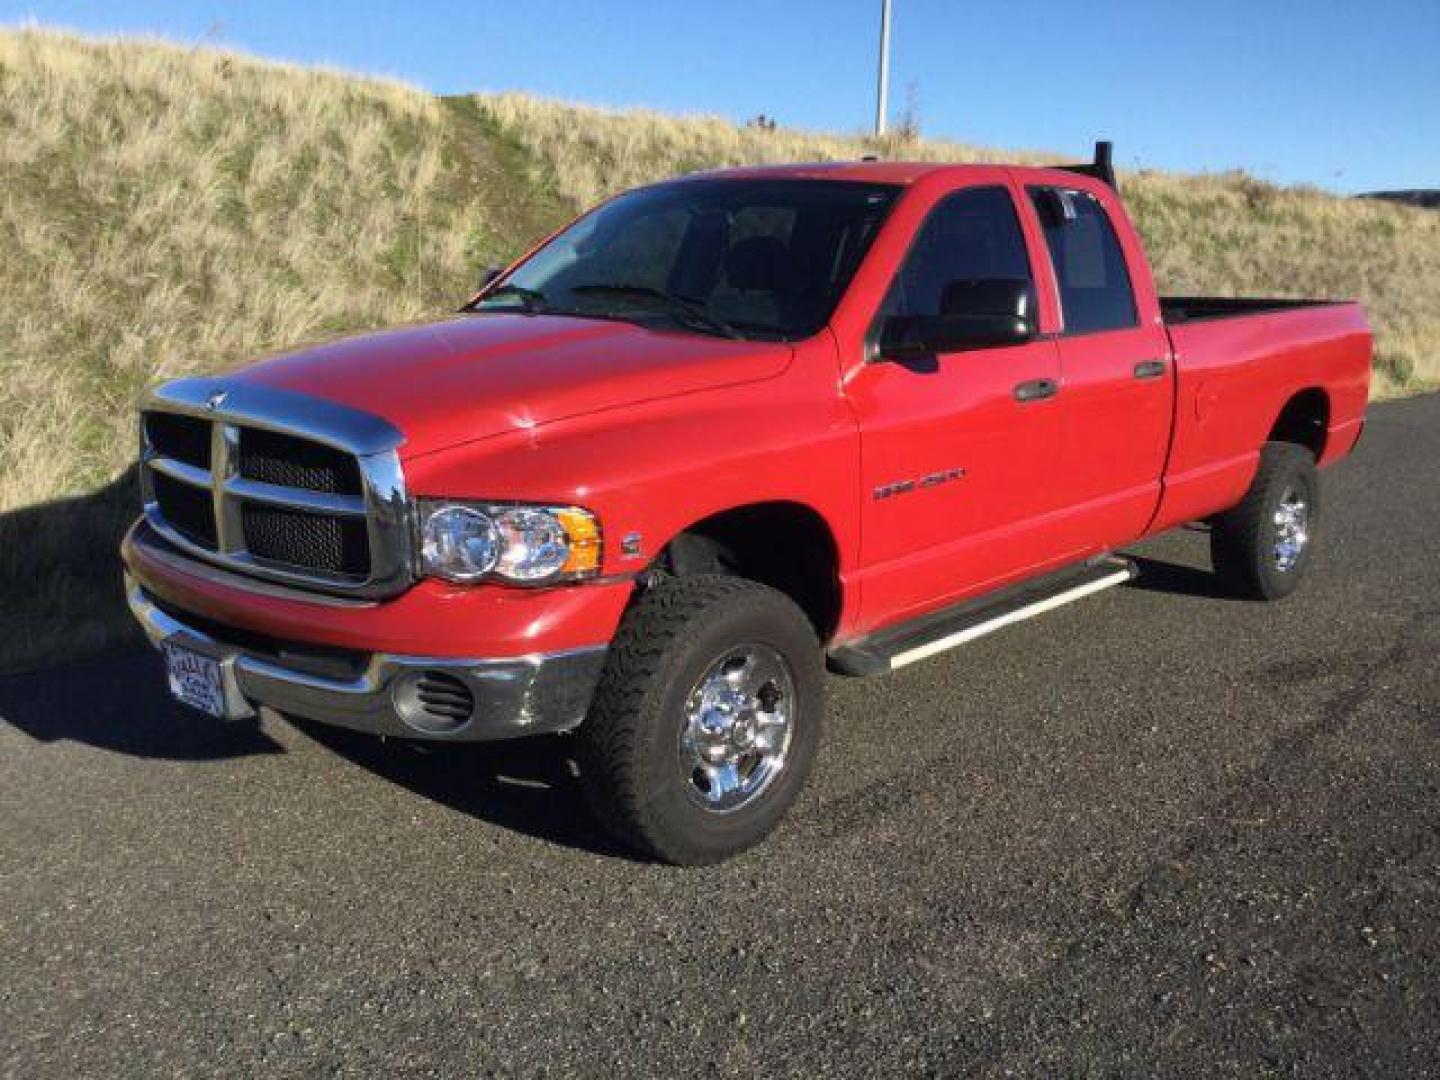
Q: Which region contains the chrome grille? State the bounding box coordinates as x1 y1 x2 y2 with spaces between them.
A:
151 469 218 549
139 379 412 599
241 503 370 576
237 427 362 496
144 411 212 470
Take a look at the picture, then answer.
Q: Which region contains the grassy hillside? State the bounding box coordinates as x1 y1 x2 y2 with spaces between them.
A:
1 27 1437 674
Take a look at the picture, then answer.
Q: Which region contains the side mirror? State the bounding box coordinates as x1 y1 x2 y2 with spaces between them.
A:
477 264 503 294
464 265 505 310
877 278 1037 360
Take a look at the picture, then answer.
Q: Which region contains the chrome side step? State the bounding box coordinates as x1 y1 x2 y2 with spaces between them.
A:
827 557 1137 677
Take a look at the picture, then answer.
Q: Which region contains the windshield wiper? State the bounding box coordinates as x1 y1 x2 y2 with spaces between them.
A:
568 283 743 340
473 283 550 314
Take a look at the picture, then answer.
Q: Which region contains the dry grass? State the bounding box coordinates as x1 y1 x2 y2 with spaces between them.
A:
0 29 475 506
471 91 1053 208
0 28 504 669
0 27 1436 673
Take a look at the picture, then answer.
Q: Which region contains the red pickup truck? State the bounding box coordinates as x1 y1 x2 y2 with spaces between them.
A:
122 145 1371 864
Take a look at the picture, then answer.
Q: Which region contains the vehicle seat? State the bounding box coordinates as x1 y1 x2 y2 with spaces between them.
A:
711 236 798 330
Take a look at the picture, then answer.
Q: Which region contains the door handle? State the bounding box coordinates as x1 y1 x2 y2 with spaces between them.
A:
1014 378 1059 403
1133 359 1167 380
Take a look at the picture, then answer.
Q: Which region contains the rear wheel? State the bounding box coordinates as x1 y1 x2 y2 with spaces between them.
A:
576 575 823 865
1210 441 1320 600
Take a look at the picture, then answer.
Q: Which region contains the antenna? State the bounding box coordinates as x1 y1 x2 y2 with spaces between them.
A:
874 0 892 137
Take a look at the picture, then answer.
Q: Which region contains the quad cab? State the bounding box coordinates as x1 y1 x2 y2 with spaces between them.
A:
123 143 1371 863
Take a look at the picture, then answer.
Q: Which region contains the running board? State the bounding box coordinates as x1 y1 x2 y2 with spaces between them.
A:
827 557 1138 677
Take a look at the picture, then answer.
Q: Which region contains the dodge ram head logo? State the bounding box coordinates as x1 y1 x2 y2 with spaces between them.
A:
205 391 229 412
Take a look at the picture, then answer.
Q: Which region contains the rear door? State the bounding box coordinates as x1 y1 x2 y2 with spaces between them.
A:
846 184 1066 627
1024 184 1173 548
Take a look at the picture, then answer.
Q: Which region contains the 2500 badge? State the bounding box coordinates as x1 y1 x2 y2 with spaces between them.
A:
873 467 966 501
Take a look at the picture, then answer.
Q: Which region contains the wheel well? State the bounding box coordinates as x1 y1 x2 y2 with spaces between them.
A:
658 502 841 640
1268 388 1329 459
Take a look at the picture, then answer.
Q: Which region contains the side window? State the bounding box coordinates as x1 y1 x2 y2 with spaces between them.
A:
1028 187 1137 334
883 186 1033 319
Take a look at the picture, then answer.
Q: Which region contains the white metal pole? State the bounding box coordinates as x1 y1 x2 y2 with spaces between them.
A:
875 0 892 136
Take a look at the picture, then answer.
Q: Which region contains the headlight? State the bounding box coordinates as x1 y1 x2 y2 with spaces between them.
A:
417 501 600 585
420 506 501 583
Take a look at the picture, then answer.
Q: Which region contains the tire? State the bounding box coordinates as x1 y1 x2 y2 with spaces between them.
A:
1210 441 1320 601
576 574 823 865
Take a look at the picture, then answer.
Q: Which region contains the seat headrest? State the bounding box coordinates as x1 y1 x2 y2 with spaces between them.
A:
940 278 1033 320
724 237 794 293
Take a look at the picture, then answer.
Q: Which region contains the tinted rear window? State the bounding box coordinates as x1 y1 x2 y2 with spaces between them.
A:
1028 187 1137 335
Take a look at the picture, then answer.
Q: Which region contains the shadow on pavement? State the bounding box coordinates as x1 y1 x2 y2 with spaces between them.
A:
0 647 633 856
0 466 147 675
1125 554 1238 601
287 717 632 858
0 650 284 759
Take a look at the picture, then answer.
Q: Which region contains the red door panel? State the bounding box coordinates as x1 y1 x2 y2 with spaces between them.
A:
836 179 1082 635
847 339 1064 630
1053 325 1173 545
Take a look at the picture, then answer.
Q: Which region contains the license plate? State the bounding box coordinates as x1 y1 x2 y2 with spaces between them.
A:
162 643 226 718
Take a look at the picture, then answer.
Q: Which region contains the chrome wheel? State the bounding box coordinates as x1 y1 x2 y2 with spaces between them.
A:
1273 486 1310 572
679 643 795 813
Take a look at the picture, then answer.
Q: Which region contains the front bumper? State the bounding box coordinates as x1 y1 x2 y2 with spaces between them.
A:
126 575 608 741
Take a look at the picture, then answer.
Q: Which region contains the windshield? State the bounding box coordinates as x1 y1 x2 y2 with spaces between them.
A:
470 178 901 341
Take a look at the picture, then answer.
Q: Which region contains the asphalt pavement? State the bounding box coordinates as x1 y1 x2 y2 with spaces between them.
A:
3 394 1437 1077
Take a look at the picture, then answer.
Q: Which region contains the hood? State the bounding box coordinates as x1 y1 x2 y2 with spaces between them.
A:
233 314 793 459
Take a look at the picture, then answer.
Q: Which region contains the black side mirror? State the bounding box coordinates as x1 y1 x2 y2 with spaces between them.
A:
463 265 505 311
877 278 1037 360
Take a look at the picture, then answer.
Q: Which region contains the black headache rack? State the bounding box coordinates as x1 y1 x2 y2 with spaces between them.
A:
1055 140 1117 191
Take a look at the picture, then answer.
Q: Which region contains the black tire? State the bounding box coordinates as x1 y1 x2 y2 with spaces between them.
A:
1210 441 1320 600
576 575 823 865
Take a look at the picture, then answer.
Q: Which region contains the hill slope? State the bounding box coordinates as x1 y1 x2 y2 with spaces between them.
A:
1 27 1436 673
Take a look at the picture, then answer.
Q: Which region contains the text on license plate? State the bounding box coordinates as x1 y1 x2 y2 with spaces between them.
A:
162 643 226 718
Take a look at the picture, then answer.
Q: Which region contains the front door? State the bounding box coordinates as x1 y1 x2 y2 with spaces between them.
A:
846 184 1068 631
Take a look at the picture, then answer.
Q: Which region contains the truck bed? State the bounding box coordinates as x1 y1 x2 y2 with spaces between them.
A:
1146 297 1371 538
1160 296 1351 324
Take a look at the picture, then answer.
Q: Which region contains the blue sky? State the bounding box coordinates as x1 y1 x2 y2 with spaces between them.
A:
8 0 1437 192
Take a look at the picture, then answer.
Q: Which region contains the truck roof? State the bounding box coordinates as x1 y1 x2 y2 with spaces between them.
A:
681 161 1001 185
682 142 1120 190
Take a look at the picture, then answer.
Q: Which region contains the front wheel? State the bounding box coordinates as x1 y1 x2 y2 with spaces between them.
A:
1210 441 1321 601
576 575 823 865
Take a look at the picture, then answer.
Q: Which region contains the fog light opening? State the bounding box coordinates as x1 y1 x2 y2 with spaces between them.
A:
393 670 475 734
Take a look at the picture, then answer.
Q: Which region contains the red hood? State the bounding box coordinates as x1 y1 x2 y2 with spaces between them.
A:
233 314 792 459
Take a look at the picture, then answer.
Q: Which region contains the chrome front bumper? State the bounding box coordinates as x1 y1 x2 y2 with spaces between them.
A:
125 575 608 741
